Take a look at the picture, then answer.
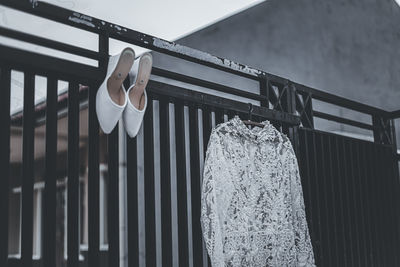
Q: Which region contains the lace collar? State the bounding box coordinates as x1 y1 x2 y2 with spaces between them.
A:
217 115 281 142
230 115 270 135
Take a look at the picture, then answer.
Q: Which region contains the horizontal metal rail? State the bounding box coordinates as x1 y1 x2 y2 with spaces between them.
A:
152 67 267 101
147 80 301 125
389 110 400 119
0 43 101 82
313 111 373 130
294 83 388 116
0 26 100 60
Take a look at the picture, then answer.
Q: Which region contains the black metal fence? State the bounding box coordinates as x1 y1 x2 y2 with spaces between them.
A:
0 1 399 267
298 128 400 267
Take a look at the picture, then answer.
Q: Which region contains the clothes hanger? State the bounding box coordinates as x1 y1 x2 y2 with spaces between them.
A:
242 103 265 128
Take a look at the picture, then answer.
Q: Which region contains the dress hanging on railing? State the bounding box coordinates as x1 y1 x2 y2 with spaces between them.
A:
201 115 315 267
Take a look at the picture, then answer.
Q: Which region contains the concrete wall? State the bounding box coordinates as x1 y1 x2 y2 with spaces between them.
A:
152 0 400 142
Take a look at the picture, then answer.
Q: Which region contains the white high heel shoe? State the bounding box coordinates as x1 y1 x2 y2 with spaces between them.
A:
96 47 135 134
123 52 153 138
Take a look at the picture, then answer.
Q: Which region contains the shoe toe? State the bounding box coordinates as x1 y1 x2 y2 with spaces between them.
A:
123 90 147 138
96 80 127 134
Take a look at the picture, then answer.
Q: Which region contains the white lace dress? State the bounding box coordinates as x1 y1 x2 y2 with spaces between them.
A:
201 116 315 267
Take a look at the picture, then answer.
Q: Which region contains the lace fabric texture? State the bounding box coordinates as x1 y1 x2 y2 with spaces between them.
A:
201 116 315 267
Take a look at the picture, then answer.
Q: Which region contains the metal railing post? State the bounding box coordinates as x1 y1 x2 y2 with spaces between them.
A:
288 81 301 156
119 118 128 267
372 114 393 146
0 66 11 267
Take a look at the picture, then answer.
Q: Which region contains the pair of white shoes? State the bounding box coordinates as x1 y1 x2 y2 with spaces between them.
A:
96 48 152 138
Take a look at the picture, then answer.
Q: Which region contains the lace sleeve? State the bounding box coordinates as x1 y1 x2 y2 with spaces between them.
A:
286 144 316 267
201 130 225 267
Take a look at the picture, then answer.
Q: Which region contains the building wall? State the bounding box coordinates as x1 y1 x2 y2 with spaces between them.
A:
152 0 400 142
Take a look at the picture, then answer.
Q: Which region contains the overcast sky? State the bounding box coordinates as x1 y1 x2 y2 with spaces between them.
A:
0 0 264 114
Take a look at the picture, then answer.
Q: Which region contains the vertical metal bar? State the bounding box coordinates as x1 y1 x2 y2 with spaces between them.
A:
382 147 396 266
386 148 400 266
88 32 107 267
259 76 269 108
175 102 189 267
341 138 355 267
334 135 348 267
330 135 346 266
127 133 139 266
305 92 314 129
326 135 339 267
388 118 398 254
390 148 400 265
88 81 100 267
393 152 400 264
202 106 212 153
0 66 11 267
159 99 172 266
20 72 35 267
288 83 300 156
298 130 316 259
388 117 400 262
394 158 400 253
201 107 212 267
43 77 58 267
225 110 235 121
376 145 387 265
214 109 224 126
379 146 389 264
353 141 370 266
281 80 291 135
389 119 398 152
379 146 392 265
374 144 387 266
359 142 374 266
318 134 332 266
348 141 362 266
386 146 400 266
370 144 384 266
67 81 80 267
310 132 323 265
367 143 380 266
144 99 156 266
394 163 400 264
362 142 373 267
372 115 384 144
188 106 203 267
108 124 120 267
281 80 290 113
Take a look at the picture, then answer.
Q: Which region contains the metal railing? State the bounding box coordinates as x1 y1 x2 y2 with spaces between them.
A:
0 1 399 267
